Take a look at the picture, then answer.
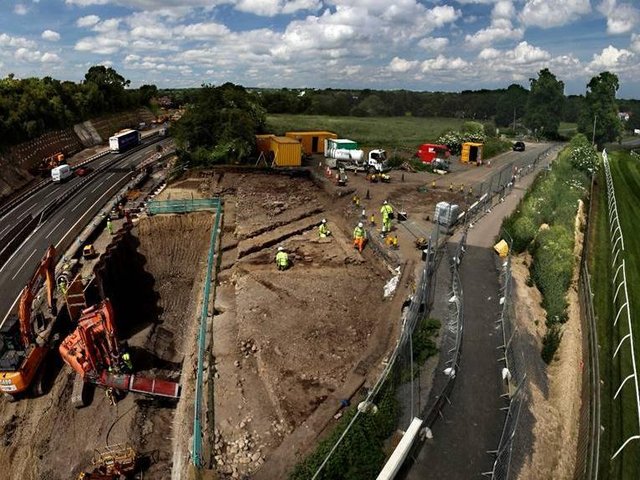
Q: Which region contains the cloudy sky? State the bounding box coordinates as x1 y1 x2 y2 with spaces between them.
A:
0 0 639 97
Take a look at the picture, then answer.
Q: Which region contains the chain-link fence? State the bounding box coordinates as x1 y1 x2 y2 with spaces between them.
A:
484 251 528 479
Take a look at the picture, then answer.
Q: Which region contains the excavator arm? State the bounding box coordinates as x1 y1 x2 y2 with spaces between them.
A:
18 245 56 346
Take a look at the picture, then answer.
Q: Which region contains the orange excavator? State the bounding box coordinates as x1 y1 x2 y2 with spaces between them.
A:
59 298 180 407
0 246 58 398
31 152 66 178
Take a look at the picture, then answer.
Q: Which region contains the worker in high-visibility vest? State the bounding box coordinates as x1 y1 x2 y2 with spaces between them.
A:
121 351 133 372
275 246 289 270
106 218 113 235
380 200 394 235
318 219 331 238
353 222 366 253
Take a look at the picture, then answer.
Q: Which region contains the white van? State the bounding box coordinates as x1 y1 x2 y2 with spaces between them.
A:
51 164 72 183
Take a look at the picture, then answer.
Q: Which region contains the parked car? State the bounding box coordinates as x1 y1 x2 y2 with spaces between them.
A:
513 141 525 152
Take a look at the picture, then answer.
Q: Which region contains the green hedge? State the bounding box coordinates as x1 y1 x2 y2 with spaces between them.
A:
500 137 592 362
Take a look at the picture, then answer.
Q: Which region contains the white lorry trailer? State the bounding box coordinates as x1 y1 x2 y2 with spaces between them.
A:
324 138 388 173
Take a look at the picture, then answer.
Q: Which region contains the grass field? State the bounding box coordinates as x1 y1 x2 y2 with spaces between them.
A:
591 151 640 479
265 115 468 151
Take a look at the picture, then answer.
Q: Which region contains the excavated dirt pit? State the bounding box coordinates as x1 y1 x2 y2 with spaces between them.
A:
0 212 213 480
202 171 402 478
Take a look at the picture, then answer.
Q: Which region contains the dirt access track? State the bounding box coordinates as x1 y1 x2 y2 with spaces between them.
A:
0 212 212 480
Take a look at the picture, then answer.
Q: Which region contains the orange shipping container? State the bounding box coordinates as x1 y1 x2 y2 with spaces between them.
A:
285 131 337 154
270 136 302 167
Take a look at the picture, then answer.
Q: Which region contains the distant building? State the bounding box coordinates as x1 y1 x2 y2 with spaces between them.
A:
619 111 631 122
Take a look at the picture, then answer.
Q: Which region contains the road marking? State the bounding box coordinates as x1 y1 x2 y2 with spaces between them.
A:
16 207 33 220
90 180 106 193
71 197 87 212
45 217 65 239
0 224 12 237
105 173 115 181
55 173 131 251
44 187 61 199
11 248 37 281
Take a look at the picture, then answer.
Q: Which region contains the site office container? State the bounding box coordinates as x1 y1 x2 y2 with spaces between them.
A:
270 136 302 167
255 134 275 154
460 142 484 164
417 144 450 164
285 131 337 155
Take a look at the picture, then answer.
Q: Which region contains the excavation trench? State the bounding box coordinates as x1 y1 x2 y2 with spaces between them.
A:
0 212 213 480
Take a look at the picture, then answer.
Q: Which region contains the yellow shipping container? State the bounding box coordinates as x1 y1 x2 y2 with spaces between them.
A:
270 136 302 167
460 142 484 164
285 131 337 154
255 134 275 153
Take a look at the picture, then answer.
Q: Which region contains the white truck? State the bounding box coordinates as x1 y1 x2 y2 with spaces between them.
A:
324 138 389 173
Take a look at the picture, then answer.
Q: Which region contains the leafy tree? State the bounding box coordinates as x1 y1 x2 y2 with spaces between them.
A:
578 71 622 147
524 68 565 138
172 82 266 165
495 84 529 128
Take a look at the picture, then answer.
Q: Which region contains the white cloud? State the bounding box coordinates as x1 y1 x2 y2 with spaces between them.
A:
521 0 591 28
0 33 37 49
14 4 28 15
41 30 61 42
41 52 62 63
176 22 230 39
631 33 640 53
588 45 635 71
388 57 419 73
66 0 109 5
77 15 101 27
15 48 42 62
421 55 470 72
466 1 523 47
75 36 127 54
417 37 449 52
93 18 121 33
598 0 640 35
233 0 321 17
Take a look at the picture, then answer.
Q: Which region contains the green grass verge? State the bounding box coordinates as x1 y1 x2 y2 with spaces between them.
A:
265 114 467 151
593 151 640 478
500 142 590 362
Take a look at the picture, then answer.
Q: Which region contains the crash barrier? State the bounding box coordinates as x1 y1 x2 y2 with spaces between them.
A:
0 214 38 267
573 172 600 479
601 149 640 462
147 198 219 215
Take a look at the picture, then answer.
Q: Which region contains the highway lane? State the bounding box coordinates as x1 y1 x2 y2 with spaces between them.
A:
0 139 172 327
0 135 161 231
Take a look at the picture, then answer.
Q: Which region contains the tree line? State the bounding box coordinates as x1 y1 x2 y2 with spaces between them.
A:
251 69 638 146
0 66 156 147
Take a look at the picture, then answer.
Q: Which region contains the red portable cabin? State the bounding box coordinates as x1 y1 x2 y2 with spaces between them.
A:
417 144 450 164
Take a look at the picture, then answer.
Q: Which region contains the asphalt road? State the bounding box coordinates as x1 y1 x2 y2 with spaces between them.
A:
0 139 172 328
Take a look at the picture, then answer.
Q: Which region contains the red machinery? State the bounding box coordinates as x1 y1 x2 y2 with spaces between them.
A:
59 299 180 403
0 246 57 397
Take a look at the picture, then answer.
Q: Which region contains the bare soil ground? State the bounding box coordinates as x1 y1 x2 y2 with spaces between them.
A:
200 171 403 478
0 212 212 480
512 201 585 480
